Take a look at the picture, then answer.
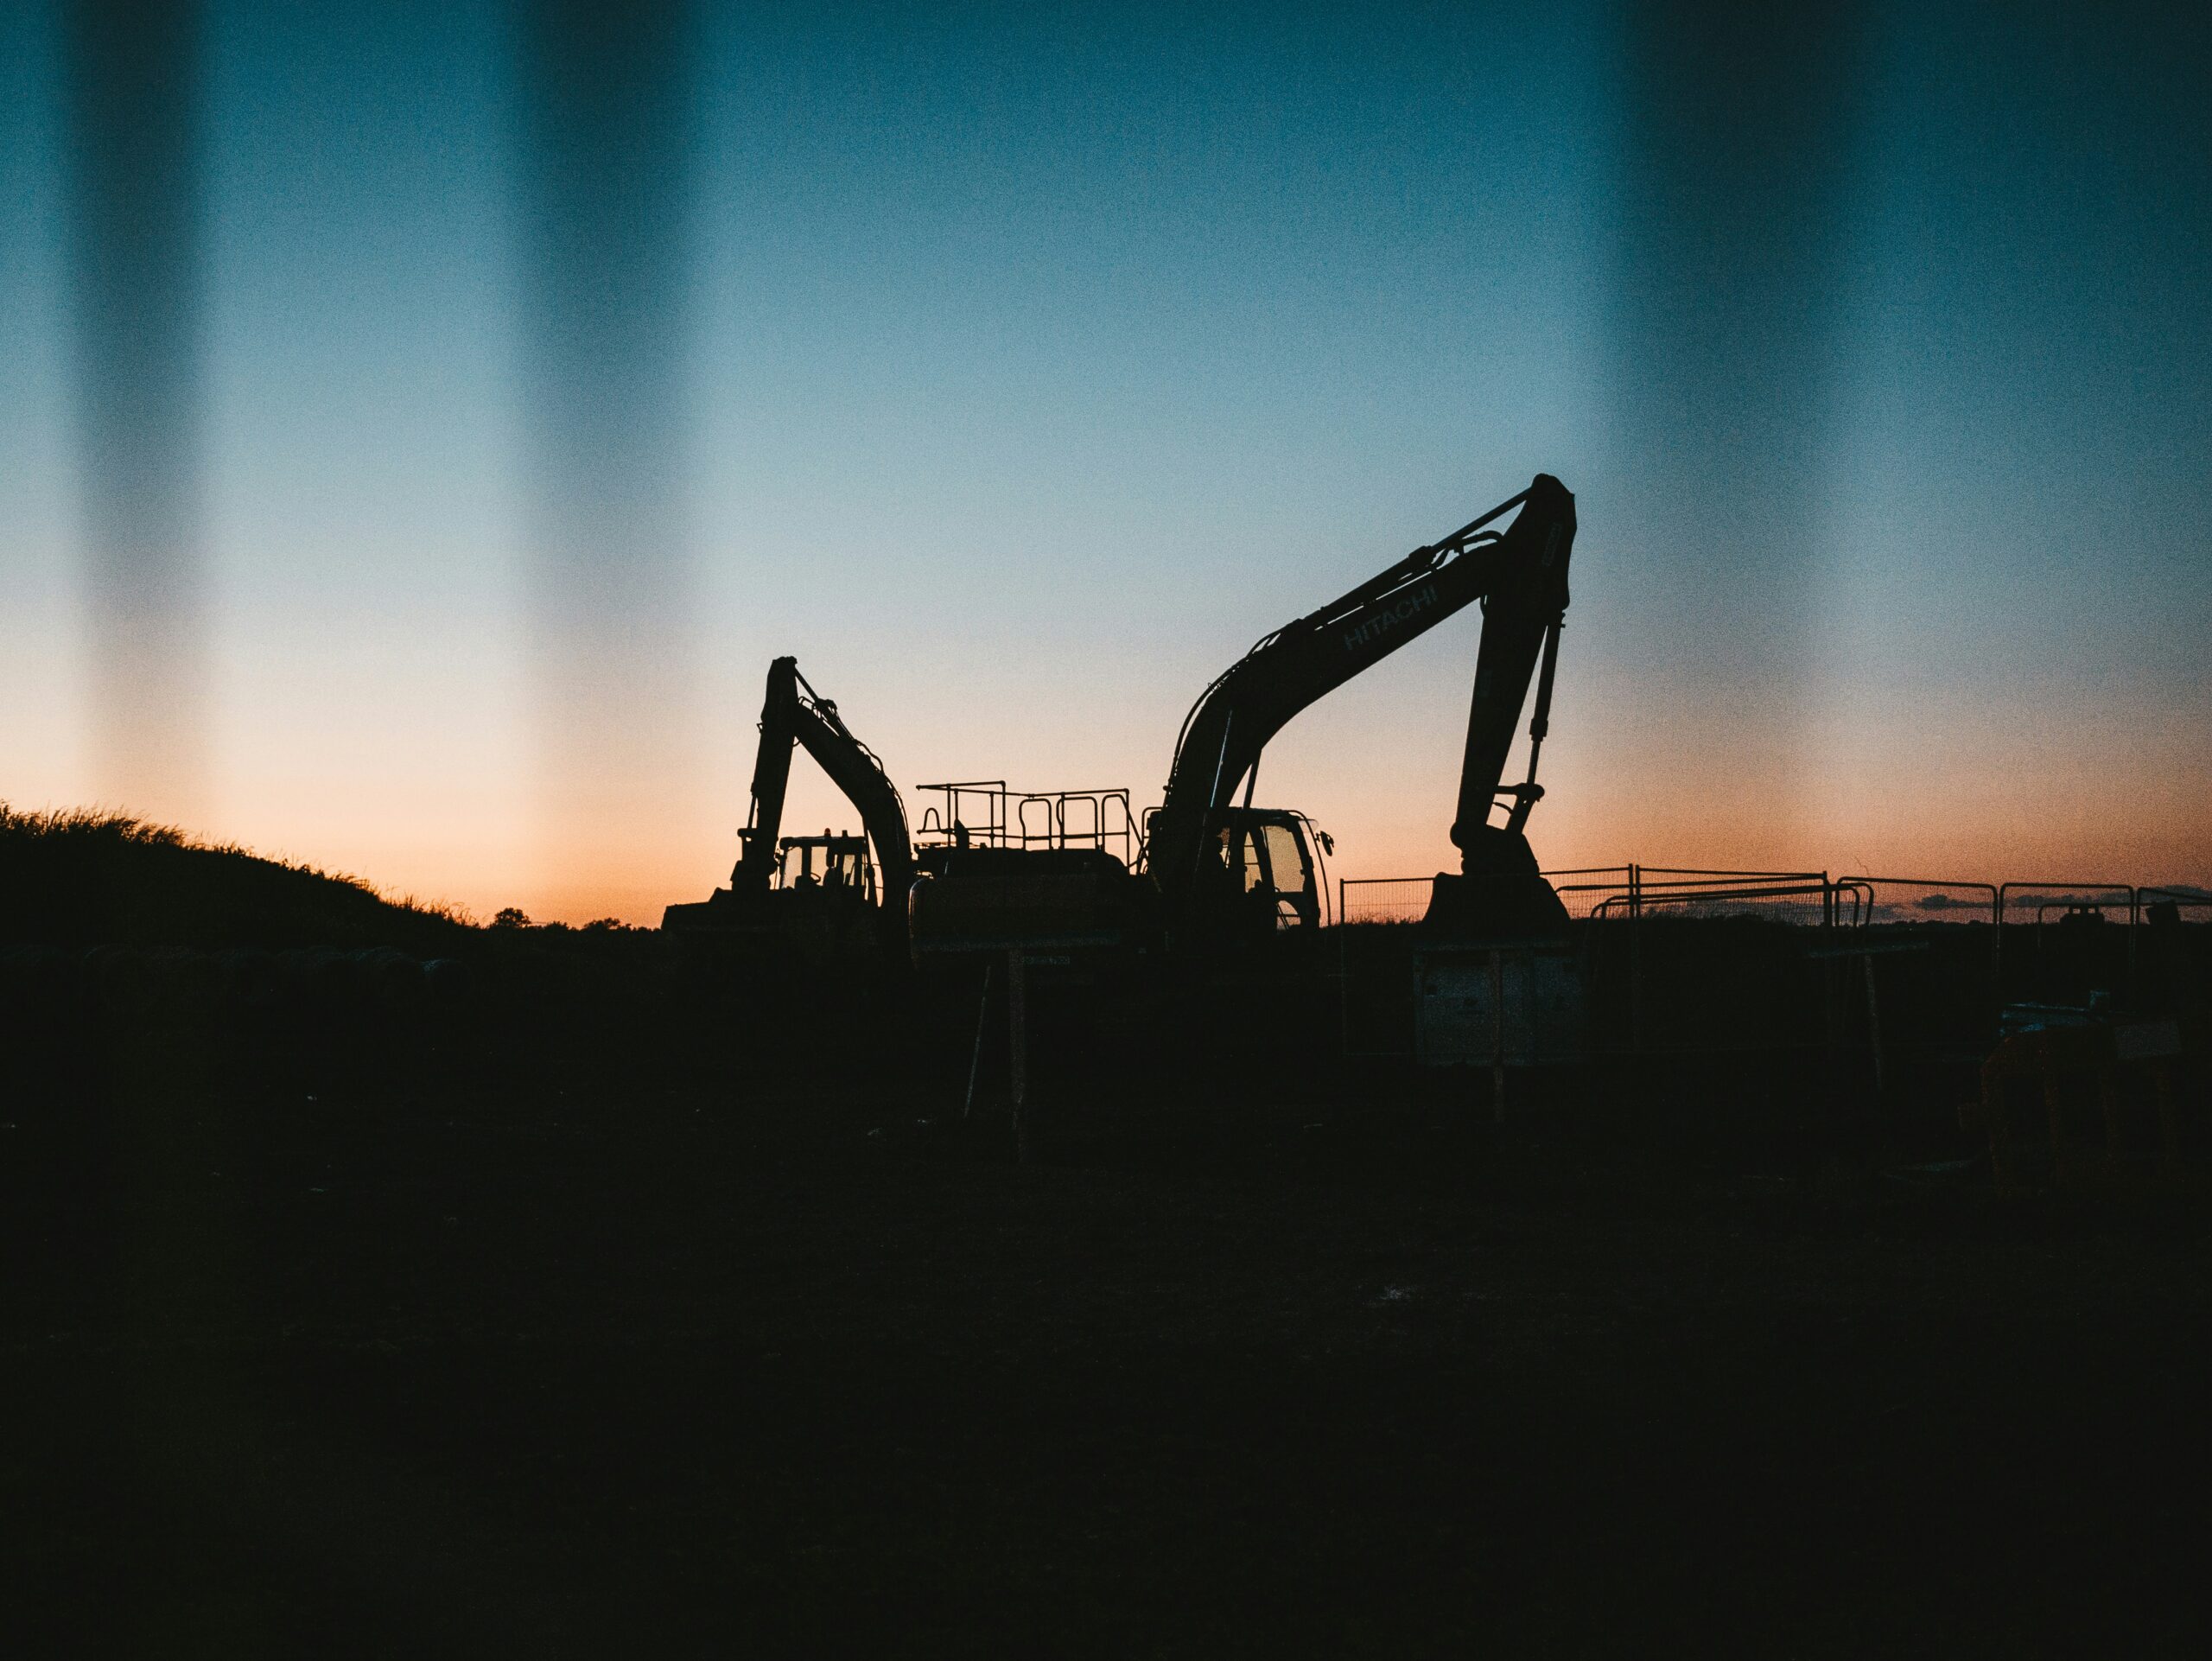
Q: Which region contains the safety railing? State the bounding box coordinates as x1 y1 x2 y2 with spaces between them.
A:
1590 881 1853 928
914 781 1010 848
1835 877 2000 927
1993 882 2137 1006
1337 877 1438 926
1338 871 2212 930
1335 868 2209 1040
2140 886 2212 920
1996 881 2136 926
1338 866 1857 928
913 780 1143 865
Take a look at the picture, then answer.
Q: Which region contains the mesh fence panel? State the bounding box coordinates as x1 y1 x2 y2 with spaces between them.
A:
1999 883 2134 924
2140 888 2212 922
1595 887 1834 927
1337 869 2177 934
1837 878 1999 926
1544 870 1635 920
1338 878 1434 926
1340 869 1830 926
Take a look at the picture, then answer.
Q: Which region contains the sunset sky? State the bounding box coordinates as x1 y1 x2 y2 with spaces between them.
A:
3 2 2208 922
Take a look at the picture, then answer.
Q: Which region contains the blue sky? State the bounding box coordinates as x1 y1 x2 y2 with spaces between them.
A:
3 2 2206 919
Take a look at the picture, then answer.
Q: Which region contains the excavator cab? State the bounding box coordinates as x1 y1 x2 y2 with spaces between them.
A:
775 833 875 904
1205 808 1327 938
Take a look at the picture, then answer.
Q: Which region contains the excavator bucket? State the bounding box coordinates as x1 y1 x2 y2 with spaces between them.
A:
1423 827 1570 940
1424 871 1572 938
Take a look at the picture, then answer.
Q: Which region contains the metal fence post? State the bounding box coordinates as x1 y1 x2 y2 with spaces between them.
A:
1491 948 1507 1123
1862 953 1886 1095
962 958 996 1121
1008 948 1031 1162
1994 882 2006 1005
2128 886 2139 993
1628 863 1643 1053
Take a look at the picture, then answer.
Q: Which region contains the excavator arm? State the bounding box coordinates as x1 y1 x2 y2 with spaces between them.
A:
734 657 915 926
1147 474 1574 929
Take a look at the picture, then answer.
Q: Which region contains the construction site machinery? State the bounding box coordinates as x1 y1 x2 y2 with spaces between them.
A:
662 656 914 964
1145 473 1578 949
905 782 1156 962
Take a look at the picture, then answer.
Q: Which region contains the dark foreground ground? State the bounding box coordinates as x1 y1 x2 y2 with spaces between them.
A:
5 1064 2207 1661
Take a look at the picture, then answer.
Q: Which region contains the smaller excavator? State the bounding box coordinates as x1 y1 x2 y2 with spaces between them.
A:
662 656 914 964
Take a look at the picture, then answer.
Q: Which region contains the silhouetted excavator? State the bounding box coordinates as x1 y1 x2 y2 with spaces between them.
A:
906 474 1579 964
1143 473 1577 946
663 656 913 963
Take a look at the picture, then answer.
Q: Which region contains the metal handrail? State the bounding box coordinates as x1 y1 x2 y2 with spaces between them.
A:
914 780 1141 864
1332 869 1859 927
1590 882 1843 921
1335 869 2196 937
1835 876 2000 927
1630 867 1827 881
2139 887 2212 913
1995 881 2136 926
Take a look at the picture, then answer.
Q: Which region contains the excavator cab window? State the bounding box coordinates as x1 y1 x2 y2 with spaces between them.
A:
1212 811 1318 933
1234 829 1267 894
1260 821 1316 928
823 843 872 898
775 834 876 904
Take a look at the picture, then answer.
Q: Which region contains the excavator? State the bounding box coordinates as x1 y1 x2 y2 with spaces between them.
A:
906 473 1579 963
902 474 1580 1116
662 656 914 963
1143 472 1577 947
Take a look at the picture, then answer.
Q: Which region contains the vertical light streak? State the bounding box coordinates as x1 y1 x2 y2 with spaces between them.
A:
516 0 696 914
62 0 208 820
1602 1 1866 856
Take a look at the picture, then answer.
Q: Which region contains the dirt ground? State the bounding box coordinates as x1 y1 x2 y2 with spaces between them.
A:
4 1069 2208 1658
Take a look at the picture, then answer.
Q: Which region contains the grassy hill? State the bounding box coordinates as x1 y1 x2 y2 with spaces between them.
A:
0 806 476 953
